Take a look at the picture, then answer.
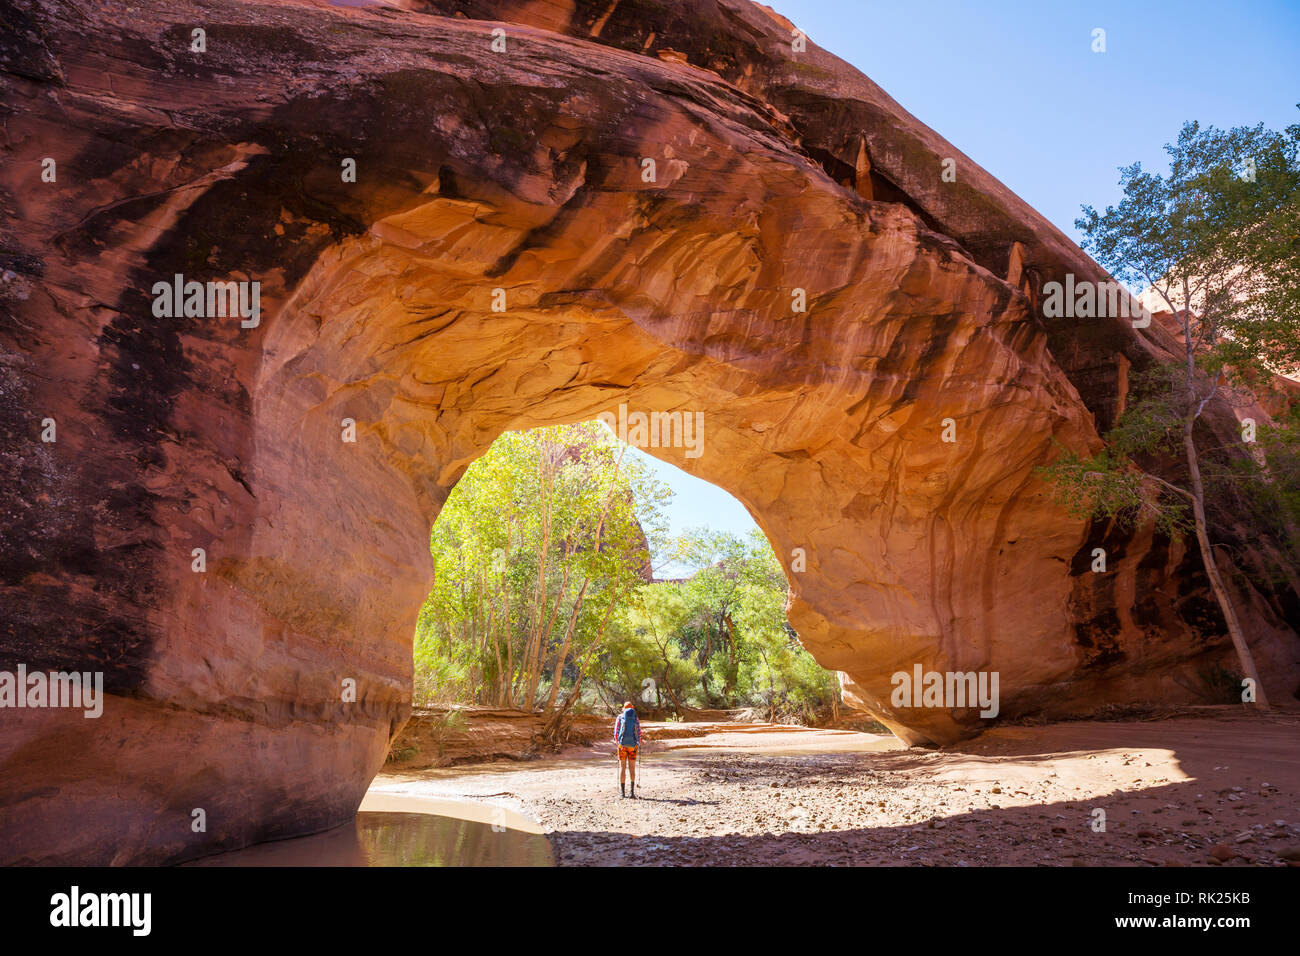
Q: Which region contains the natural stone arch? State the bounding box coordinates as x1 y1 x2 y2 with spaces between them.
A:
3 0 1295 865
251 156 1097 759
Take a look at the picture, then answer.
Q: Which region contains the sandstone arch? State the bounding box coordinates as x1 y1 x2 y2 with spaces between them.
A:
2 0 1295 864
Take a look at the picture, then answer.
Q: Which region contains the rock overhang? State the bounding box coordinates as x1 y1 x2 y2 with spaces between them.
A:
0 0 1295 863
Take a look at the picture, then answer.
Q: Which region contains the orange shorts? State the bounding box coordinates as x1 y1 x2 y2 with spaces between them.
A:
617 745 638 761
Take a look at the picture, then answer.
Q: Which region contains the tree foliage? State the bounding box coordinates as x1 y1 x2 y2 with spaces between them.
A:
415 422 669 712
1042 119 1300 706
414 427 837 724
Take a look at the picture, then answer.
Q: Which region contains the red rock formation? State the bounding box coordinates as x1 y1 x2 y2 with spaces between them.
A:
1 0 1295 863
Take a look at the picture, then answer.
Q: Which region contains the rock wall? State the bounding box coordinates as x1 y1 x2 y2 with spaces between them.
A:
387 707 608 769
1 0 1295 863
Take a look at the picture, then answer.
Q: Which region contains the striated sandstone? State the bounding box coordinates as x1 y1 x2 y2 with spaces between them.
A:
0 0 1296 863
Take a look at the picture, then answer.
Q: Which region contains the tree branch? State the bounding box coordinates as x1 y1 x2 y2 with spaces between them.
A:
1144 471 1195 501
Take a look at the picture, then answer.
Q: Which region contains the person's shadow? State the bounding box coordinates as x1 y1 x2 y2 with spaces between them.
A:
627 796 719 806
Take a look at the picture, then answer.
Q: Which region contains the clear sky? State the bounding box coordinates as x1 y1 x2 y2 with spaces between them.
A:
625 445 762 561
631 0 1300 561
766 0 1300 244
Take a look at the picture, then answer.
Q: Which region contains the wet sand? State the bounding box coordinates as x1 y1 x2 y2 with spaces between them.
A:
371 714 1300 866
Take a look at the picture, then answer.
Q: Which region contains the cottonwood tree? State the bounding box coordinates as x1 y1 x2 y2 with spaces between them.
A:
1045 120 1300 707
602 529 835 721
672 529 751 703
416 422 669 712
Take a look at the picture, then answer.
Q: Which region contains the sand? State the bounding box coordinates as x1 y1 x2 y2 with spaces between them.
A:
370 713 1300 866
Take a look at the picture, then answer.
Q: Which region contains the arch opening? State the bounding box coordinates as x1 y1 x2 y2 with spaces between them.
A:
404 420 845 734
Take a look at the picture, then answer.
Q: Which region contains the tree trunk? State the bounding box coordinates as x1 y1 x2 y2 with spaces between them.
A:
542 596 618 742
1184 421 1270 708
540 443 626 717
1172 292 1269 710
543 577 589 716
519 453 555 707
525 561 569 708
499 522 514 708
658 667 686 716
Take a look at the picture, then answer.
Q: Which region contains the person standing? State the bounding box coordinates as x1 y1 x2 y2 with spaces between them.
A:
613 701 642 798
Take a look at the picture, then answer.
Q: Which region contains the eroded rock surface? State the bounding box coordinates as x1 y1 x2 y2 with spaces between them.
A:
1 0 1296 863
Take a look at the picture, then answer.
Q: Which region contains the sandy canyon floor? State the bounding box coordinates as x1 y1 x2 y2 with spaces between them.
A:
370 712 1300 866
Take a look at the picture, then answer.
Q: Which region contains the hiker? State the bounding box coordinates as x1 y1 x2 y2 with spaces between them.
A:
613 700 642 798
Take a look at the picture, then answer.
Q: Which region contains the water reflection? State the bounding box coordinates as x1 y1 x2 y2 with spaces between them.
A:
187 812 553 867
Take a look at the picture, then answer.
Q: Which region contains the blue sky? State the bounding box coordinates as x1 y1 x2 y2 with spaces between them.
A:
767 0 1300 243
637 0 1300 562
626 445 760 559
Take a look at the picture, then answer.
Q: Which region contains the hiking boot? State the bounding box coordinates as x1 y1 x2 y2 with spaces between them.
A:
629 783 636 799
620 783 626 798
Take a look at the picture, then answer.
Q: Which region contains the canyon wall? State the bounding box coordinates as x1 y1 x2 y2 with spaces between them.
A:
1 0 1295 863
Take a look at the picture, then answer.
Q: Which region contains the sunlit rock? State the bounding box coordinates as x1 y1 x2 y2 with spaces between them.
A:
1 0 1294 863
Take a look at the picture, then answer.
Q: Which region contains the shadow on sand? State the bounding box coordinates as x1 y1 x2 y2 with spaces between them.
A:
549 715 1300 866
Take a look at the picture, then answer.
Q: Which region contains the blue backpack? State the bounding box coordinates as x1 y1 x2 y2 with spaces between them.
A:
616 708 640 746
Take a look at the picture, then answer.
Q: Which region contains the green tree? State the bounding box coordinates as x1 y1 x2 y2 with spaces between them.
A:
618 584 702 714
418 430 838 724
606 528 836 720
1045 120 1300 707
672 529 753 702
416 422 669 713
